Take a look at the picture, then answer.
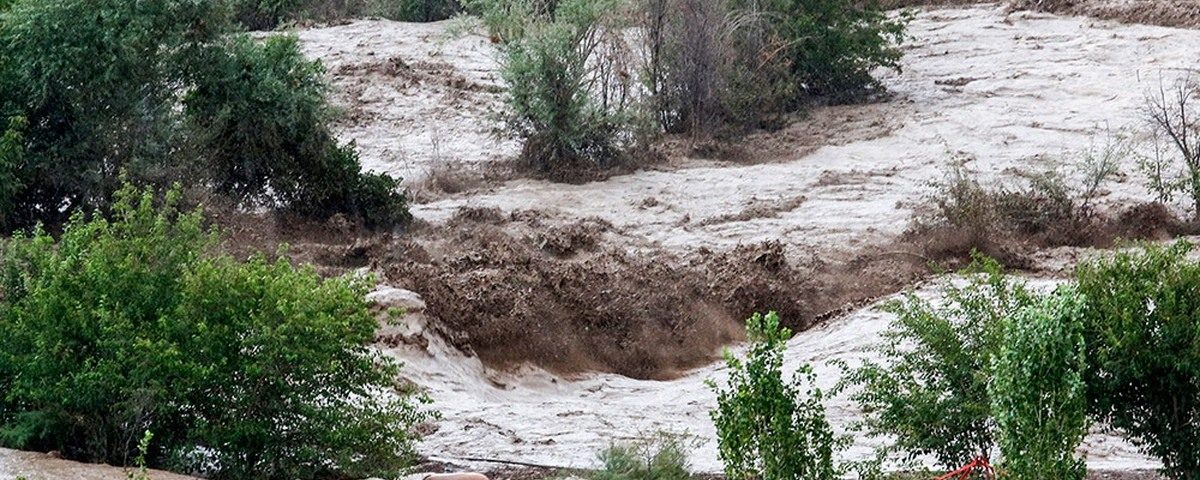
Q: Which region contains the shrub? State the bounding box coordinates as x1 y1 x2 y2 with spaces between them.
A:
591 433 693 480
990 289 1088 480
477 0 640 173
185 34 410 227
737 0 908 97
0 0 409 231
1075 242 1200 479
709 311 843 480
0 183 432 479
639 0 907 136
917 141 1123 255
837 256 1037 469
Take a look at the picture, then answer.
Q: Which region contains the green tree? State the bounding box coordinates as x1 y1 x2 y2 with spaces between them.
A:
0 0 409 231
837 256 1037 469
0 0 225 228
990 288 1088 480
185 34 410 227
709 311 843 480
0 183 432 479
1075 242 1200 480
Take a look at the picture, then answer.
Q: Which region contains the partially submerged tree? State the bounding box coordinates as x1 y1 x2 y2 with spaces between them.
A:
1141 77 1200 220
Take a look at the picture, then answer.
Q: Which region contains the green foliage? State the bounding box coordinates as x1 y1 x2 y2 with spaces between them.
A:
838 256 1036 469
1075 242 1200 479
0 0 409 231
0 116 23 230
590 433 693 480
185 34 410 227
990 289 1088 480
709 312 843 480
640 0 908 135
478 0 640 172
0 0 226 228
127 431 154 480
0 183 432 479
732 0 908 97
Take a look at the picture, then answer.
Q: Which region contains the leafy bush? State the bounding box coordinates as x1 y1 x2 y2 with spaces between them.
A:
736 0 908 97
185 34 410 227
0 0 409 231
590 433 693 480
639 0 907 136
0 0 226 229
709 312 843 480
0 183 432 479
990 289 1088 480
1075 242 1200 479
837 256 1036 469
474 0 640 173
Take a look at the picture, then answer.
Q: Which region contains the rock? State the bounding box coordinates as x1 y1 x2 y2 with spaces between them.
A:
400 474 490 480
424 474 489 480
367 286 427 312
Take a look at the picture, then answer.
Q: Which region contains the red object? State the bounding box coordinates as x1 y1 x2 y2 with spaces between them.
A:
934 457 994 480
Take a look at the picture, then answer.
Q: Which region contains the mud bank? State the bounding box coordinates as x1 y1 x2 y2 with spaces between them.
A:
0 449 197 480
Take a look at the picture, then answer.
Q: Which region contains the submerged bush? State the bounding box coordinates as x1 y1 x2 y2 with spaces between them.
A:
838 256 1036 469
990 289 1088 480
0 183 432 479
591 433 693 480
1076 242 1200 479
481 0 641 173
639 0 907 136
710 312 843 480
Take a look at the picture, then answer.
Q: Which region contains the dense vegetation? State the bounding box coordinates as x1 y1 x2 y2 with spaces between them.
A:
0 184 432 479
991 289 1089 480
0 0 409 233
838 257 1035 469
841 247 1200 480
710 312 843 480
470 0 908 173
1076 243 1200 479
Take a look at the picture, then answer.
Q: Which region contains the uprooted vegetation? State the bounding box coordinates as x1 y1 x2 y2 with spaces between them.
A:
374 207 931 379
